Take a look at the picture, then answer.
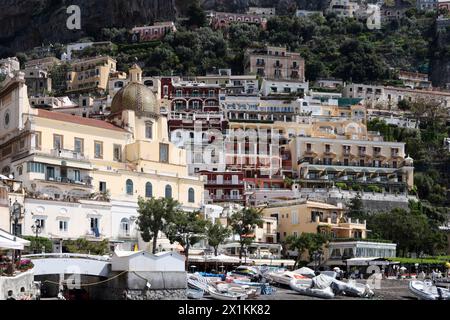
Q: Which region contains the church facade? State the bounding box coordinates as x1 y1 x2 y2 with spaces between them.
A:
0 66 204 251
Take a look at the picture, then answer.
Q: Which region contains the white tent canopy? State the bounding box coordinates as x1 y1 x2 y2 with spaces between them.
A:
0 237 24 250
0 228 30 250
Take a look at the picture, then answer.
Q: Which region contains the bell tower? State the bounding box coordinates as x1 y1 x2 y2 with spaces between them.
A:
128 64 142 83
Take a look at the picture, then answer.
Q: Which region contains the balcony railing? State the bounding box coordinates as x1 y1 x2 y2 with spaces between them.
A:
50 148 87 161
206 180 244 185
302 159 403 169
207 195 244 201
44 176 93 188
174 93 218 98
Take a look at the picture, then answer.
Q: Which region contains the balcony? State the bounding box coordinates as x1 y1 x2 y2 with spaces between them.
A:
342 150 352 157
206 180 244 185
256 61 265 66
207 194 244 201
50 148 87 161
273 63 283 68
42 176 93 188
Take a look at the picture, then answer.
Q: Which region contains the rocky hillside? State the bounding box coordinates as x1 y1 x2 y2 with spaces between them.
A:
200 0 330 14
0 0 177 57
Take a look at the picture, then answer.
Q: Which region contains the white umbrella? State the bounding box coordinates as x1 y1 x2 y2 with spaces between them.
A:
400 266 407 271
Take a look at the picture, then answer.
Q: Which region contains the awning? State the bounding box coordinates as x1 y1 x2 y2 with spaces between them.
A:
314 260 346 267
0 229 30 246
0 236 24 250
346 257 390 266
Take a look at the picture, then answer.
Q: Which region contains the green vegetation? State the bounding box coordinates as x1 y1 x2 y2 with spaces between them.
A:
65 10 433 81
23 236 53 253
285 233 329 269
63 238 109 255
136 197 181 254
365 202 447 257
205 221 232 256
386 256 450 266
166 210 207 268
228 207 264 260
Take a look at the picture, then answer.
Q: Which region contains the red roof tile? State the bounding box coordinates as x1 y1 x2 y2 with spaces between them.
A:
36 109 127 133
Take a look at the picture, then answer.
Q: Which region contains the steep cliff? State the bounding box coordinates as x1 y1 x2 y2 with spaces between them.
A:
0 0 177 57
200 0 330 14
430 22 450 88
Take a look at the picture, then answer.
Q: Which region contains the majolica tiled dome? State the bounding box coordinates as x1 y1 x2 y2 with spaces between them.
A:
111 82 158 116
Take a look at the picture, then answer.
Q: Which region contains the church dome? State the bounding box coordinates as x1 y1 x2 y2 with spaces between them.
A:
110 82 159 116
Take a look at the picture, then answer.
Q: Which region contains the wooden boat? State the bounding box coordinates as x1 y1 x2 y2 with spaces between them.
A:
289 279 335 299
409 280 450 300
186 288 204 299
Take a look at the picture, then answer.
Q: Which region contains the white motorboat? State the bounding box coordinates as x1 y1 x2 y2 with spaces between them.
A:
331 279 374 298
409 280 450 300
217 282 259 298
187 273 209 292
208 285 247 300
289 279 335 299
266 270 311 286
186 288 204 299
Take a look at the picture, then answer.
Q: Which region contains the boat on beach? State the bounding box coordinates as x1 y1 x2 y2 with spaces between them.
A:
289 279 335 299
186 288 204 299
266 267 316 286
207 285 248 300
331 279 374 298
408 280 450 300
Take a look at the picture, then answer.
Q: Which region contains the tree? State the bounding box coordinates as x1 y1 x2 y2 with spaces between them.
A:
347 192 366 220
23 236 53 254
63 238 109 255
205 221 231 256
165 210 207 269
228 207 264 261
186 0 207 28
285 233 329 269
136 197 180 254
367 202 447 257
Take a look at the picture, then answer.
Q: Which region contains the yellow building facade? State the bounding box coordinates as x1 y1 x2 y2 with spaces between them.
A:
66 56 117 93
1 68 204 250
262 200 367 243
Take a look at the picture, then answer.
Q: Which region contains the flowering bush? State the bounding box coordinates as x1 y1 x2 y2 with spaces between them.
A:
18 259 34 271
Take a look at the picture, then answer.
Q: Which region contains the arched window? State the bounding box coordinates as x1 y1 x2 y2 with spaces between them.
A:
188 188 195 203
145 182 153 198
120 218 130 236
126 179 133 195
165 185 172 199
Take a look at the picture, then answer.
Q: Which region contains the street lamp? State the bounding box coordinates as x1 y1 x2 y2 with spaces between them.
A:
9 199 23 274
31 220 42 253
10 199 23 236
